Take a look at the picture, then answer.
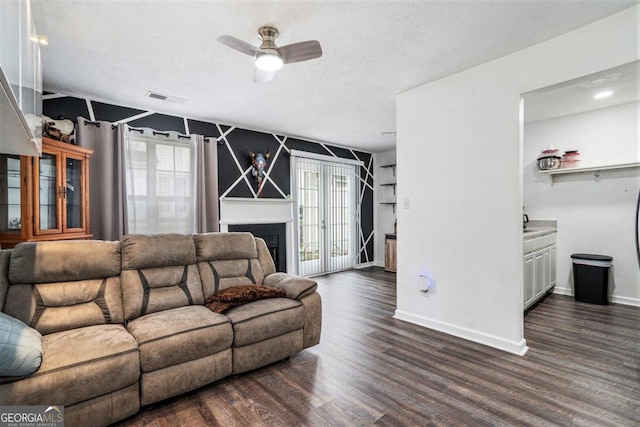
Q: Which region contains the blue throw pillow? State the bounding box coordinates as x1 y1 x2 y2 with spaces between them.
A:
0 312 42 377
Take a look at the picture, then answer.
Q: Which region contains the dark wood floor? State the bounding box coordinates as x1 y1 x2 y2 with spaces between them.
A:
115 267 640 426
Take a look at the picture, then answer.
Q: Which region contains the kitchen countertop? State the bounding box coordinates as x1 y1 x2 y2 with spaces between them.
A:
523 227 556 239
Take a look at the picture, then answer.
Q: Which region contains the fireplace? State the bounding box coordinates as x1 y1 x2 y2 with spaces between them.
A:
229 223 287 272
219 197 294 273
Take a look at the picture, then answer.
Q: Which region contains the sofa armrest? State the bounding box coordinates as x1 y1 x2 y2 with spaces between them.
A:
263 273 317 300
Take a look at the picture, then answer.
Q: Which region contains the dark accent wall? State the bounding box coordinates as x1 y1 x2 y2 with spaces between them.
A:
43 94 374 264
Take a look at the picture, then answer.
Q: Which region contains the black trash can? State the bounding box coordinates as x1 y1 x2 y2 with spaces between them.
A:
571 253 613 305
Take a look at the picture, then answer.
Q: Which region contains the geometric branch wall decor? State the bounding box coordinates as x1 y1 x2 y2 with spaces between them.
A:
43 92 375 264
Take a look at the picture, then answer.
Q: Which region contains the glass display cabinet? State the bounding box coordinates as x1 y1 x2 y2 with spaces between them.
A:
0 137 92 248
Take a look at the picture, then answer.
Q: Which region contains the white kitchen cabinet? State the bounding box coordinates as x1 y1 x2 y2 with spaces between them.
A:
524 230 557 310
523 253 535 308
534 250 545 299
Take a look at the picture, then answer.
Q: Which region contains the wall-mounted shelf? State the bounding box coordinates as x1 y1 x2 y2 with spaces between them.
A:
380 202 396 213
380 163 396 177
380 183 397 195
540 161 640 184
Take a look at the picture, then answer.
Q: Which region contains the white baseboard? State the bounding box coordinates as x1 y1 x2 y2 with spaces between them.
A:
553 286 640 307
393 310 529 356
611 295 640 307
553 286 573 296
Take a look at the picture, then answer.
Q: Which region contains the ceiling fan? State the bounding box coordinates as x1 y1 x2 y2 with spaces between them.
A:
217 26 322 82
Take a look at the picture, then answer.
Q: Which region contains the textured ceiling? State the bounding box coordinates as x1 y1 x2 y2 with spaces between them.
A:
31 0 638 153
524 60 640 123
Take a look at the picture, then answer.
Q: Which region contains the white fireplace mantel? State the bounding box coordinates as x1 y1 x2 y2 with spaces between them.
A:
219 197 294 225
219 197 295 273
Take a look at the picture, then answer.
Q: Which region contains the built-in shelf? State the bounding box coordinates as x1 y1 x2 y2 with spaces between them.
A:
380 183 397 195
380 202 397 213
380 163 396 177
540 161 640 184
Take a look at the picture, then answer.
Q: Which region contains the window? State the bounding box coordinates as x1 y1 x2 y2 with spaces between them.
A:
124 132 196 233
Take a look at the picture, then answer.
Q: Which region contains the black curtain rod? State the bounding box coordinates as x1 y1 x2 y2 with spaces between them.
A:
153 130 170 137
128 127 144 134
83 120 101 127
204 137 225 145
178 134 191 140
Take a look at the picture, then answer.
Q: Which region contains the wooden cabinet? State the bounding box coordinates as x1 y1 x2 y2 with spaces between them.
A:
385 234 397 272
0 138 92 247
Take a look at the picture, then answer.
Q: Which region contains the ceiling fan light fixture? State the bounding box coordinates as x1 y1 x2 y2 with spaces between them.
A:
255 52 283 71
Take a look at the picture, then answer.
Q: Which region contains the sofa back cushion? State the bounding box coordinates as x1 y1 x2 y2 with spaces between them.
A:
193 233 266 300
4 241 124 335
120 234 203 321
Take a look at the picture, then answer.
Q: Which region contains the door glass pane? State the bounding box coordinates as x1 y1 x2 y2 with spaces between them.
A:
0 155 22 233
330 172 349 257
39 153 57 230
66 157 82 229
299 169 320 263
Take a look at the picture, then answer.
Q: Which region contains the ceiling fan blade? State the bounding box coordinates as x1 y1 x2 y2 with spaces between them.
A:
254 68 276 83
217 35 261 57
278 40 322 64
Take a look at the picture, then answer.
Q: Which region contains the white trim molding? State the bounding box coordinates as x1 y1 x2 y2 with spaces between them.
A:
393 310 529 356
290 149 364 166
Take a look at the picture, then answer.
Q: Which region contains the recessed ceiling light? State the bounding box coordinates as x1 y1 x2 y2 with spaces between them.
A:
594 91 613 99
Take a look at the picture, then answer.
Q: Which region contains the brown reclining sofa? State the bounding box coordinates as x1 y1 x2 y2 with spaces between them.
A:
0 232 321 426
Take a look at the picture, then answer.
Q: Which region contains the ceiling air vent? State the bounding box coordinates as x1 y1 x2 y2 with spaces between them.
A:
145 91 187 104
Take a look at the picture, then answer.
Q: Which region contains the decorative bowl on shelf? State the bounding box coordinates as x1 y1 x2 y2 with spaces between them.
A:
537 156 561 170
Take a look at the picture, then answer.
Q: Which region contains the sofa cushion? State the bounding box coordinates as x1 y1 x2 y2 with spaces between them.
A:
225 298 305 347
193 232 257 261
198 259 265 300
120 233 203 321
9 241 121 284
0 312 42 376
4 277 125 335
194 232 268 300
127 305 233 373
263 273 318 300
205 285 286 313
0 324 139 406
121 234 196 270
121 265 204 321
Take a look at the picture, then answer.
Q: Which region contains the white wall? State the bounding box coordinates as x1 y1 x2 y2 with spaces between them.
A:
395 5 640 355
374 149 397 266
524 102 640 305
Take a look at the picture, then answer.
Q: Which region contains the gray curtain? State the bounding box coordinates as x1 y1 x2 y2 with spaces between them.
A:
195 134 219 232
76 117 128 240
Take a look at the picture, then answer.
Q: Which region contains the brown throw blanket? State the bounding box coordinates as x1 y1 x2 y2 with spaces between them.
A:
205 285 286 314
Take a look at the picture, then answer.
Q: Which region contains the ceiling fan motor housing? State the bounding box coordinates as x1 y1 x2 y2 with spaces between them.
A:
258 26 280 49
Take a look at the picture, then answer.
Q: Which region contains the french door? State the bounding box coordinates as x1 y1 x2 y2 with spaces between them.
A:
292 155 359 276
